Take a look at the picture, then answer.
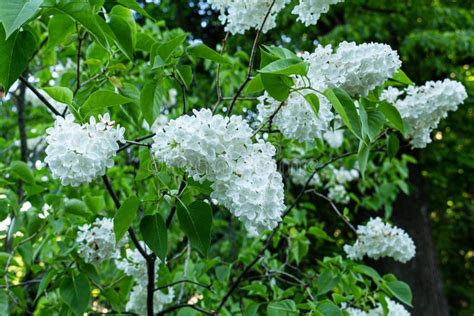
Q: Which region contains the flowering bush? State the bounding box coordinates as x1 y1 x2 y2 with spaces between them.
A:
0 0 469 315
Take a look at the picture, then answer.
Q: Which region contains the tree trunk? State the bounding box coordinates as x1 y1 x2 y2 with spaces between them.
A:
372 162 450 315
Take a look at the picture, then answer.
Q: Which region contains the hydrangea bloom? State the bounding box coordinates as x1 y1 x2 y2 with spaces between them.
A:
257 90 334 142
45 113 125 186
381 79 467 148
152 109 285 235
343 298 410 316
207 0 290 34
344 217 416 263
76 217 124 263
126 284 174 314
115 247 161 286
304 42 401 96
292 0 344 26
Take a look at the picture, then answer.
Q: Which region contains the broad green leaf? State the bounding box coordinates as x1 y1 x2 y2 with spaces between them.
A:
80 90 135 116
108 6 135 60
387 133 400 158
47 14 75 47
386 281 412 306
392 69 413 85
177 200 212 257
262 45 298 59
136 32 156 52
59 274 90 316
83 195 106 213
267 300 298 316
259 58 308 76
140 82 162 125
317 270 340 295
260 47 279 68
317 301 342 316
187 42 230 65
304 93 320 115
43 86 73 105
358 141 370 177
246 74 264 94
360 105 385 142
176 64 193 89
0 0 43 39
35 269 56 301
10 160 34 184
117 0 154 20
353 264 382 282
308 226 334 242
0 27 36 91
324 88 362 139
140 213 168 261
154 34 187 62
113 196 140 243
261 73 292 101
63 199 90 217
378 101 404 133
0 289 8 315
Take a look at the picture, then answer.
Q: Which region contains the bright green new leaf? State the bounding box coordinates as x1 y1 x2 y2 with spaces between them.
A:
35 269 56 301
358 140 370 177
246 74 264 94
386 280 413 306
378 101 405 133
43 86 73 105
140 213 168 261
113 196 140 243
140 82 162 125
10 160 35 184
262 45 298 59
0 289 8 315
47 14 75 47
155 34 188 62
353 264 382 282
259 58 308 76
80 90 135 116
176 64 193 89
0 0 43 39
59 274 90 316
177 200 212 257
187 42 230 65
324 88 362 139
64 199 90 217
267 300 298 316
317 270 340 295
261 73 292 101
108 12 134 60
317 301 342 316
391 69 414 85
304 93 320 115
117 0 154 20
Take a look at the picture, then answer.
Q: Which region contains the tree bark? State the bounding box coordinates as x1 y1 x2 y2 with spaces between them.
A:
371 162 450 316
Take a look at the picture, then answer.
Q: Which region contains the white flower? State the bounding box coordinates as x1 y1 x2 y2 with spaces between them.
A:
76 218 124 263
126 284 174 314
343 298 410 316
44 113 125 186
333 167 359 184
115 247 161 286
328 184 350 204
292 0 344 26
207 0 290 34
289 165 321 187
152 109 285 235
381 79 467 148
343 217 416 263
323 129 344 148
304 41 401 96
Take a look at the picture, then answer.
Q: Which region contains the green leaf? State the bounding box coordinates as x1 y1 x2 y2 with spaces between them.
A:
308 226 334 242
0 0 43 39
391 69 413 85
10 160 34 184
140 82 162 125
267 300 298 316
0 289 8 314
154 34 187 62
324 88 362 139
117 0 154 20
80 90 135 116
63 199 90 217
176 64 193 89
35 269 56 301
304 93 320 115
113 196 140 243
387 133 400 158
316 270 340 295
59 274 90 316
83 195 106 213
246 74 264 94
360 105 385 142
176 200 212 257
187 42 230 65
386 281 412 306
262 45 298 59
47 14 75 47
43 86 73 105
259 58 308 76
0 27 36 92
261 73 292 101
140 213 168 261
358 141 370 177
353 264 382 282
108 6 135 60
378 101 404 133
317 301 342 316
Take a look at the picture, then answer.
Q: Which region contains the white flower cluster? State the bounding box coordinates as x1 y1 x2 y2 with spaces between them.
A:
292 0 344 26
304 41 402 96
45 113 125 186
381 79 467 148
343 298 410 316
126 284 175 314
328 184 350 204
115 248 161 286
344 217 416 263
288 165 321 187
323 129 344 149
152 109 285 235
257 89 335 142
76 217 124 263
207 0 290 35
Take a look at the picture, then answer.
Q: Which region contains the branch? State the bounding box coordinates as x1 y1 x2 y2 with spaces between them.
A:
155 304 214 316
165 176 187 228
154 279 214 293
227 0 276 115
19 76 62 116
117 133 156 153
147 255 156 316
312 192 357 233
212 32 230 113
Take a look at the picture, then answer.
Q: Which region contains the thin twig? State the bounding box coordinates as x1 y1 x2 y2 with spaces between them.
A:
19 76 62 116
154 279 214 293
166 177 187 228
117 133 156 153
312 192 357 233
212 32 230 113
251 101 284 137
177 243 191 303
155 304 214 316
74 25 83 96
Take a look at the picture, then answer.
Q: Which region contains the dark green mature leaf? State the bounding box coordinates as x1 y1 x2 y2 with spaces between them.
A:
155 34 187 62
324 88 362 139
108 6 135 60
0 0 43 39
378 101 405 133
177 201 212 257
317 301 342 316
304 93 320 115
35 269 56 301
246 74 264 94
140 81 162 125
47 14 75 47
317 270 340 295
358 141 370 177
59 274 90 316
10 160 34 184
187 42 230 64
387 133 400 158
140 213 168 261
386 281 412 306
0 27 36 91
0 289 8 315
261 73 292 101
259 58 308 76
64 199 90 217
353 264 382 282
176 64 193 89
360 104 385 142
80 90 135 116
114 196 140 243
43 86 73 105
267 300 298 316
